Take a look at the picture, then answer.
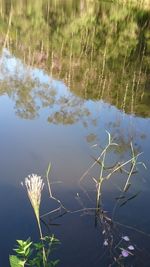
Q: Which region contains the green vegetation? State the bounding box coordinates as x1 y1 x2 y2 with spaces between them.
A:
9 132 147 266
10 174 60 267
10 236 59 267
0 1 149 266
0 0 150 119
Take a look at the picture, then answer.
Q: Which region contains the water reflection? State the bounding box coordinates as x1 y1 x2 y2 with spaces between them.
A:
0 1 150 267
2 48 148 180
0 0 150 117
0 48 90 123
0 48 149 158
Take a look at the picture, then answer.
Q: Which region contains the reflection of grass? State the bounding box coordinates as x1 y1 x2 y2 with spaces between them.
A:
0 0 150 117
117 0 150 10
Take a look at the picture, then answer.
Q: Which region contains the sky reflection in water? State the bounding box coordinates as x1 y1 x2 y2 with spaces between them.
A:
0 46 150 267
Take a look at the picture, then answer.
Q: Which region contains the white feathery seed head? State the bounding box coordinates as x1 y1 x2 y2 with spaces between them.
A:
24 174 44 219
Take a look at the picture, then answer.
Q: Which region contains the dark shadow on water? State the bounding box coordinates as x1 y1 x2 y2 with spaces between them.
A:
2 184 150 266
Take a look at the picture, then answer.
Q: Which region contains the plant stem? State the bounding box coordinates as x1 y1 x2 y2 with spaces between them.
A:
36 216 47 267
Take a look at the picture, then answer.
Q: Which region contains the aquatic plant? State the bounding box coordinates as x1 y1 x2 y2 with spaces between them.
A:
9 235 60 267
9 174 60 267
9 131 147 267
79 131 146 266
24 174 44 239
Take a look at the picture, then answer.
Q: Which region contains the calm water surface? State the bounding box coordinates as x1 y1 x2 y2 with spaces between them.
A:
0 1 150 266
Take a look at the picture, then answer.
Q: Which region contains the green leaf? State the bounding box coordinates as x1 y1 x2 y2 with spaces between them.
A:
16 240 24 246
50 260 60 266
9 255 25 267
14 238 32 257
34 242 44 250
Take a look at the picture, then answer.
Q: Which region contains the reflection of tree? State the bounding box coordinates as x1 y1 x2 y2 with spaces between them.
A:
86 133 97 143
0 0 150 117
0 49 91 124
47 96 90 125
15 89 39 120
37 88 56 107
0 77 91 124
0 77 39 119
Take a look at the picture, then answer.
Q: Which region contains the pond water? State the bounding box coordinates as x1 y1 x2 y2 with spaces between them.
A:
0 1 150 266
